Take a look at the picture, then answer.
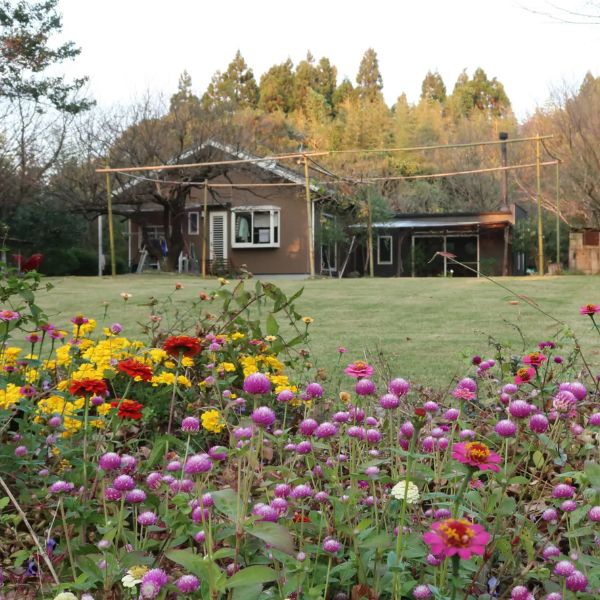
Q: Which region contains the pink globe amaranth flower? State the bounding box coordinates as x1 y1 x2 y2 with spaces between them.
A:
413 584 432 599
355 378 376 396
388 377 410 396
552 483 575 499
323 538 342 553
452 442 501 473
589 412 600 427
431 427 444 438
553 390 577 417
138 511 158 526
559 381 587 400
140 568 168 599
366 428 382 444
458 377 477 392
47 415 62 428
233 426 253 440
542 544 560 560
423 401 439 413
125 488 146 503
49 480 75 494
166 460 181 472
162 474 175 485
364 466 379 478
243 373 271 395
565 570 588 592
313 491 329 504
14 445 27 457
529 413 549 433
345 360 374 378
305 382 324 398
422 436 435 453
544 594 562 600
283 443 296 452
542 508 558 522
459 429 476 439
495 419 517 438
438 437 449 451
194 530 206 543
423 518 490 559
503 383 518 395
104 487 122 501
252 503 279 522
571 423 584 436
315 422 337 439
561 500 577 512
434 508 451 519
580 303 600 315
472 355 482 365
499 393 511 405
588 506 600 522
444 408 460 421
191 506 210 523
379 393 400 409
511 586 530 600
290 483 312 499
176 574 200 593
112 474 135 491
184 454 213 474
120 454 137 473
296 441 312 455
270 497 289 514
365 416 378 426
554 560 575 576
509 400 533 419
146 472 162 490
426 553 442 566
349 406 365 422
299 418 318 436
251 406 276 427
333 411 349 423
276 389 294 403
181 416 200 432
347 425 366 440
208 445 228 461
400 421 415 438
274 483 291 498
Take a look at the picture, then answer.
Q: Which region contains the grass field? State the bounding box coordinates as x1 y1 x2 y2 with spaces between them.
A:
27 274 600 386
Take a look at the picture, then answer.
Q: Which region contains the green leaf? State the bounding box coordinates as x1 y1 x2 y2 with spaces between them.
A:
232 584 263 600
498 496 517 516
0 497 9 511
565 526 594 538
226 565 277 589
165 549 207 579
212 488 239 521
532 450 545 469
585 461 600 487
244 522 295 555
361 532 393 549
266 313 279 336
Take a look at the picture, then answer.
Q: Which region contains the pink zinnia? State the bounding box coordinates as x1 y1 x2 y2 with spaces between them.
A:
522 352 546 367
580 303 600 315
423 518 490 559
514 367 536 385
452 441 501 472
344 360 374 379
452 387 476 401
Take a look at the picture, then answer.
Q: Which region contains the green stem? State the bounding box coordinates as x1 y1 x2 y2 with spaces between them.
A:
452 469 472 518
60 499 77 581
323 556 333 600
450 554 460 600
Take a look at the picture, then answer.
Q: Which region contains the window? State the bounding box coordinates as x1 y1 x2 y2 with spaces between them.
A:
583 230 600 246
188 212 200 235
377 235 393 265
232 208 280 248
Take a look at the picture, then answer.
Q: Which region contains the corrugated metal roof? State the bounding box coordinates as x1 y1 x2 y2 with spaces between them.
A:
371 213 513 229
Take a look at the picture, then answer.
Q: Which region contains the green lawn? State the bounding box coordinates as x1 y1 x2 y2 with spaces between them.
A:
26 274 600 386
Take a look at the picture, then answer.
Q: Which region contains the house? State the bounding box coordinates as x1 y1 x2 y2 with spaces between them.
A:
346 207 519 277
569 228 600 274
115 141 333 276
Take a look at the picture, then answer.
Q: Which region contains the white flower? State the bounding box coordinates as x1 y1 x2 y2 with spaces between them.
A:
53 593 78 600
121 573 142 588
390 480 420 503
120 292 132 300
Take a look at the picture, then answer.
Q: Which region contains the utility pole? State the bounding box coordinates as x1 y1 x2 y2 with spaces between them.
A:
303 156 315 277
105 161 116 277
535 134 544 275
202 180 208 279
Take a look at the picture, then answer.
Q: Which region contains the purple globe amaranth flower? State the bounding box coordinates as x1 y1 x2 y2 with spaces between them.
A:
554 560 575 576
379 393 400 410
299 418 318 436
571 423 584 435
400 421 415 438
184 454 213 474
438 437 449 450
529 413 549 433
270 497 289 514
314 491 329 504
138 511 158 526
430 427 444 438
125 488 146 503
553 390 577 417
434 508 451 519
588 412 600 427
366 428 382 443
162 474 175 485
347 425 366 440
181 416 200 432
290 483 312 499
104 487 122 501
49 480 75 494
503 383 518 395
191 506 210 523
233 426 253 440
364 466 379 478
305 382 324 398
146 472 162 490
588 506 600 522
495 419 517 437
458 377 477 391
274 483 291 498
283 443 296 452
47 415 62 428
542 544 561 560
365 416 378 426
349 406 365 422
560 381 587 400
176 574 200 594
545 594 562 600
388 378 410 396
315 421 337 438
333 411 350 423
322 538 342 553
422 436 435 453
208 445 227 461
509 400 533 419
276 389 294 403
542 508 559 522
252 502 279 522
194 530 206 543
355 378 376 396
444 408 460 421
120 454 137 473
459 429 476 439
423 401 439 413
251 406 276 427
413 584 432 599
140 568 168 599
511 586 530 600
243 373 271 395
552 483 575 499
565 570 588 592
561 500 577 512
14 445 27 457
166 460 181 472
112 474 135 491
296 441 312 455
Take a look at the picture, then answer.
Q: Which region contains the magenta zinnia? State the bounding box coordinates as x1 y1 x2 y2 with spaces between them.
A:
423 518 490 559
580 303 600 315
514 367 535 385
452 441 501 472
522 351 546 367
344 360 374 378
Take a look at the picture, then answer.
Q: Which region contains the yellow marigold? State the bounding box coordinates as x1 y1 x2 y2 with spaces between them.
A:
164 360 176 370
263 355 284 373
0 384 21 409
43 360 57 370
91 419 105 429
269 374 289 387
96 403 112 416
218 362 236 373
74 319 96 337
201 409 225 433
78 338 95 352
57 459 72 473
25 369 38 383
151 372 191 388
130 340 144 350
178 375 192 388
240 356 258 377
275 384 298 395
1 347 22 367
23 353 39 360
302 316 314 324
56 344 73 367
149 348 168 363
231 332 245 341
71 365 107 382
37 395 84 437
182 356 194 368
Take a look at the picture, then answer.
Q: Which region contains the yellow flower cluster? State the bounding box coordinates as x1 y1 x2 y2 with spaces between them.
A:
151 372 192 388
73 318 97 337
0 347 22 368
240 354 284 377
201 409 225 433
0 383 21 409
36 395 85 437
217 362 236 373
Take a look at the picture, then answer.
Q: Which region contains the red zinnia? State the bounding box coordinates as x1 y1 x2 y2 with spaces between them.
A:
580 304 600 316
69 379 108 397
163 335 202 358
110 399 144 420
452 441 501 473
423 518 490 559
117 359 153 382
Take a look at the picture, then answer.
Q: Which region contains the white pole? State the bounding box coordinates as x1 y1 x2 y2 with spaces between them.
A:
98 215 103 277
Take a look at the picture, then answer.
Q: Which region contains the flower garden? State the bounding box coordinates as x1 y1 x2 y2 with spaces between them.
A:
1 273 600 600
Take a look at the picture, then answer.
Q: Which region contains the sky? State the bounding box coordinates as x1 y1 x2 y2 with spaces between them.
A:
56 0 600 120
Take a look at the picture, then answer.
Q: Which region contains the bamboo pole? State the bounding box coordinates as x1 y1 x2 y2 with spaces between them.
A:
304 156 315 277
202 180 208 279
105 163 116 277
556 162 560 265
367 190 374 278
536 134 544 275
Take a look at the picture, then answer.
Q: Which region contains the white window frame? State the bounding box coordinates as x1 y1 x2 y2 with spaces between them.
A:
377 235 393 265
188 211 200 235
231 207 280 249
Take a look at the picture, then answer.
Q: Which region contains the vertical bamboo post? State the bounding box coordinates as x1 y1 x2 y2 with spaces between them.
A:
105 163 116 277
202 180 208 278
367 189 374 278
535 134 544 275
303 156 315 277
556 161 560 265
97 215 103 277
